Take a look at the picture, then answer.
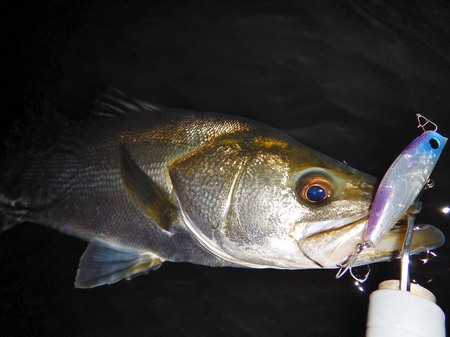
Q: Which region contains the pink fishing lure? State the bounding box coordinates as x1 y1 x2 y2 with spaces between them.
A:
364 130 447 246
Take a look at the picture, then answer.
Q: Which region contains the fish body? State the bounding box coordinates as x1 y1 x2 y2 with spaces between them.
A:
364 130 447 247
0 91 444 287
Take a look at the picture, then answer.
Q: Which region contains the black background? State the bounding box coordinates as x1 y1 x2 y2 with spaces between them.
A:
2 1 450 336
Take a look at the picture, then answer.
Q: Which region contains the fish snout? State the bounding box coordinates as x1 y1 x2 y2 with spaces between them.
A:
297 218 444 268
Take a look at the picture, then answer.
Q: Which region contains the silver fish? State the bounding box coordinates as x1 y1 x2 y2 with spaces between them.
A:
0 91 444 288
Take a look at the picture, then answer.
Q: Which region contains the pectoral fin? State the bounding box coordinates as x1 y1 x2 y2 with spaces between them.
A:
120 145 176 232
75 239 164 288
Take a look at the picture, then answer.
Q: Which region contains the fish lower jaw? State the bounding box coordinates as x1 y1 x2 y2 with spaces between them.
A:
290 213 368 242
299 219 444 269
354 224 445 267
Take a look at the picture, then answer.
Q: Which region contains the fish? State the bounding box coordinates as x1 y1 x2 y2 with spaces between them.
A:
364 130 447 247
0 90 444 288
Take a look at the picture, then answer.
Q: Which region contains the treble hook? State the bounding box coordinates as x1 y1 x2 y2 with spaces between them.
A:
416 114 438 132
336 200 422 284
335 241 370 282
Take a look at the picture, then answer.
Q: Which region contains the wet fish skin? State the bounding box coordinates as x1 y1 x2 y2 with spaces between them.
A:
0 91 441 288
2 97 258 268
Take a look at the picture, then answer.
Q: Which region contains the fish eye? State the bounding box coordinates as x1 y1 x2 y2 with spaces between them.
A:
429 138 439 150
306 185 327 201
296 176 334 205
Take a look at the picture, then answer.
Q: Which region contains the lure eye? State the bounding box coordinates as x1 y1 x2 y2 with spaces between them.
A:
297 176 334 205
429 138 439 150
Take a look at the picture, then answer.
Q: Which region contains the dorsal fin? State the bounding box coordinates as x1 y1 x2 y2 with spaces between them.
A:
91 87 166 117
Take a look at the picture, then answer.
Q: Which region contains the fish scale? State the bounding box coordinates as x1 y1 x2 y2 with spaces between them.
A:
0 90 444 288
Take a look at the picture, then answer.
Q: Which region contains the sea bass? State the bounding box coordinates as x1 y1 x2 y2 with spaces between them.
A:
0 91 444 288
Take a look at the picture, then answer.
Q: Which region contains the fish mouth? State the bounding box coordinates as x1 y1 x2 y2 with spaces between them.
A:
297 217 445 268
290 213 368 241
354 223 445 267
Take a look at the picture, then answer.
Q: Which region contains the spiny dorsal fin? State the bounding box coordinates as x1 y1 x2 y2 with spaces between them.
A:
120 145 177 232
75 239 164 288
91 88 166 117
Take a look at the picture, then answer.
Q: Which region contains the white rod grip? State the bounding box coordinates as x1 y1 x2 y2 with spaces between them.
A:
366 280 445 337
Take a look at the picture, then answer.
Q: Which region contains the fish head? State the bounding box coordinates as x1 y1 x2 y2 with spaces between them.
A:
169 130 443 269
219 133 377 269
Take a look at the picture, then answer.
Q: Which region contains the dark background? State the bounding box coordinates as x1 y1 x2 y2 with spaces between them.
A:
1 1 449 336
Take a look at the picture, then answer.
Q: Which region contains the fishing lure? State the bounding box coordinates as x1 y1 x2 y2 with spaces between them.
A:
337 114 447 280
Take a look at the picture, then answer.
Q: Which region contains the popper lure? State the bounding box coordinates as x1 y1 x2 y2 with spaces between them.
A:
337 114 447 280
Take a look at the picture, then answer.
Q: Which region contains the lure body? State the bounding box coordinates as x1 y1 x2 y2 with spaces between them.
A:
364 130 447 246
